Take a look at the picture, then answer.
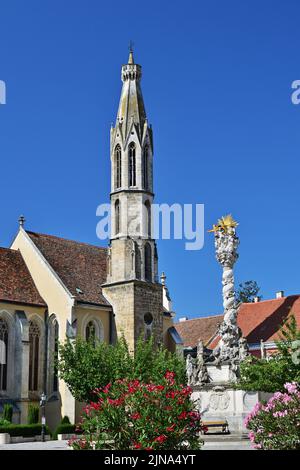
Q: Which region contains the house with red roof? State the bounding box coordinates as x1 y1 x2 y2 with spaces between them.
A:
175 292 300 358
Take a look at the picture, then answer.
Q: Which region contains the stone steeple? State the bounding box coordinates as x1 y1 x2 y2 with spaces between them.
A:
112 50 151 150
102 51 163 353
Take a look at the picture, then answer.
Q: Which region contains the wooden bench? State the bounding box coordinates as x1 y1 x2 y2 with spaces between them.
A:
202 420 229 434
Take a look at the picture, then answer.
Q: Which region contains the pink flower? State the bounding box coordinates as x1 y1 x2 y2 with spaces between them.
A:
284 382 298 394
131 412 141 420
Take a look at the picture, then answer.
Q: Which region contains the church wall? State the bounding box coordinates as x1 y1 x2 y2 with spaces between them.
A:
11 229 76 424
0 302 46 424
74 305 111 343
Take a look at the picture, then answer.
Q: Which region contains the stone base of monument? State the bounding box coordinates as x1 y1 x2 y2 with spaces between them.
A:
191 365 272 434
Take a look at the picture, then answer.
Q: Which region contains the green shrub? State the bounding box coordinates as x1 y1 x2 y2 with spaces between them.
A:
61 416 71 425
2 404 13 423
0 424 51 437
58 335 186 402
53 423 78 440
27 404 39 424
0 419 11 426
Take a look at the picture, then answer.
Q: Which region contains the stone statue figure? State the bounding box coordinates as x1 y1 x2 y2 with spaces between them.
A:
197 363 209 385
186 354 194 386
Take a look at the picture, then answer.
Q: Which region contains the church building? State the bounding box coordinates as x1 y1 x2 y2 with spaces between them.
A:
0 51 180 430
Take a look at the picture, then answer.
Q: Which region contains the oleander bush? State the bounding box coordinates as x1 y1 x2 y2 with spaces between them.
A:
69 371 203 450
245 382 300 450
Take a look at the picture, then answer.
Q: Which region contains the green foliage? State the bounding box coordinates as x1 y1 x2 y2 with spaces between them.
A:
61 416 71 425
0 419 11 426
0 424 51 437
236 280 261 304
237 314 300 393
276 314 300 356
58 335 186 402
2 404 13 423
53 423 77 440
27 404 39 425
70 373 203 450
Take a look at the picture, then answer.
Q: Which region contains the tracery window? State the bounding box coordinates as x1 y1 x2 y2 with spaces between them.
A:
29 321 40 391
0 319 8 391
115 145 122 189
129 143 136 187
115 199 121 235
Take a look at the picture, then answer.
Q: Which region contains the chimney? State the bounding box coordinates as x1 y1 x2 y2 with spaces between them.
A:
254 296 260 303
276 291 284 299
179 317 188 322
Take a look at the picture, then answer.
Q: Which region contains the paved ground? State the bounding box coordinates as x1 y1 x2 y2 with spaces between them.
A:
0 440 70 450
202 440 253 450
0 439 252 451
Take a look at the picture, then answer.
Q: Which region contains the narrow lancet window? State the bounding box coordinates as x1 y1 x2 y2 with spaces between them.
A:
115 145 122 189
129 143 136 187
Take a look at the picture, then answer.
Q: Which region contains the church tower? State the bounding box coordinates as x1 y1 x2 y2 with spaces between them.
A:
102 50 163 353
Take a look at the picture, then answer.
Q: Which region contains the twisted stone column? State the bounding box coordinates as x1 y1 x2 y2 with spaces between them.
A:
211 216 241 364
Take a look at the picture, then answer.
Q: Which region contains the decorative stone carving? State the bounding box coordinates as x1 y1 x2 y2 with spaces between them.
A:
186 340 210 387
209 386 230 411
239 337 249 361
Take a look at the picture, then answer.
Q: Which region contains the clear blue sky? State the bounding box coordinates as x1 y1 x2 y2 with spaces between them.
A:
0 0 299 319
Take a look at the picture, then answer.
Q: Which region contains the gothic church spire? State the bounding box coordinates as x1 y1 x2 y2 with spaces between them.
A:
115 50 147 141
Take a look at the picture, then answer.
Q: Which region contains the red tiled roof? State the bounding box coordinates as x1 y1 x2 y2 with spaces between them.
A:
27 231 110 306
238 295 300 343
176 295 300 349
0 247 46 307
174 315 223 348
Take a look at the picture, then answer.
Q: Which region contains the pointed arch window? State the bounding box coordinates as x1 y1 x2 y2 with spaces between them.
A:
86 321 96 347
129 143 136 187
29 321 40 391
0 319 8 391
143 146 149 190
115 199 121 235
115 145 122 189
144 243 152 282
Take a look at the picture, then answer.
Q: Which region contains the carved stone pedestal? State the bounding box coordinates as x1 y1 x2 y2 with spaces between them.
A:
191 365 271 434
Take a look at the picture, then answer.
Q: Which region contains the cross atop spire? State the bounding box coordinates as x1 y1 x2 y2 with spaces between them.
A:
19 215 26 227
128 40 134 64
